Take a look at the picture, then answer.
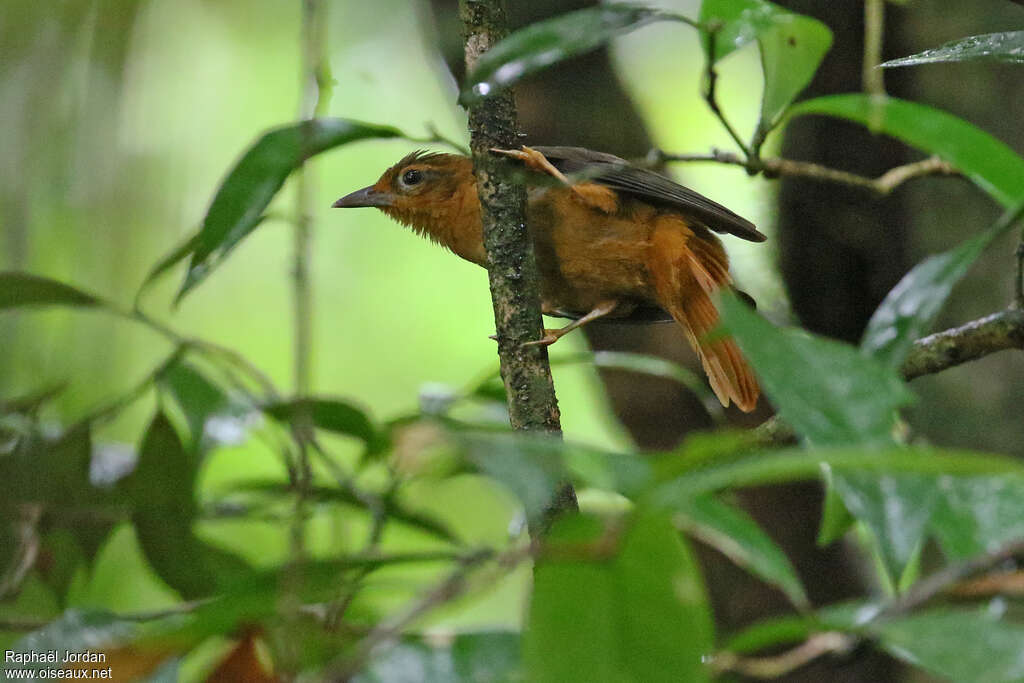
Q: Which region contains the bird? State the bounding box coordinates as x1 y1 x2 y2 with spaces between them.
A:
333 145 764 412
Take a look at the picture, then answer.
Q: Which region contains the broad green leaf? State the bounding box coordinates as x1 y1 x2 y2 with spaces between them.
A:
830 471 937 579
0 272 101 310
355 632 521 683
132 412 247 597
882 31 1024 68
700 0 832 135
816 468 1024 578
648 446 1024 504
861 200 1024 368
929 474 1024 560
263 396 382 452
720 292 914 446
176 119 403 301
789 95 1024 208
870 609 1024 682
461 4 686 105
524 511 713 683
672 494 808 608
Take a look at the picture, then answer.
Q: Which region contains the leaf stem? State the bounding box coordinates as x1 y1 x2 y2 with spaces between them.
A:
863 0 886 97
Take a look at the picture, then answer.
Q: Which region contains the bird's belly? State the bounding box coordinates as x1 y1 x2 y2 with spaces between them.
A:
529 202 657 313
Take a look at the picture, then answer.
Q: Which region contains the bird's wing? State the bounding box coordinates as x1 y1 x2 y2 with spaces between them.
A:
532 146 766 243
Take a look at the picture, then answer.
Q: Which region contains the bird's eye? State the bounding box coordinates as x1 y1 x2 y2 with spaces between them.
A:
401 169 423 187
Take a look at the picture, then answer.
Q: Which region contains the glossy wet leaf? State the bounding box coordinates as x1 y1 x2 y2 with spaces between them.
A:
461 4 683 105
673 494 808 608
355 632 521 683
524 511 713 683
882 31 1024 68
831 470 937 579
929 474 1024 560
720 292 914 446
700 0 832 134
790 94 1024 208
176 119 403 302
0 272 101 310
862 199 1024 368
870 609 1024 682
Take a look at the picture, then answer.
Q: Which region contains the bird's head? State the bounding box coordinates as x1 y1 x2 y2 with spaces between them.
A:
332 150 473 221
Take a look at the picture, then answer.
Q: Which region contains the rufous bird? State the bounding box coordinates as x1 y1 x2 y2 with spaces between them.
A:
333 146 764 412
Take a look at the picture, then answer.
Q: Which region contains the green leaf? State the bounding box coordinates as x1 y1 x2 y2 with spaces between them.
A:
0 272 101 310
355 632 521 683
161 360 256 450
461 4 685 105
830 470 937 579
861 200 1024 368
176 119 403 302
870 608 1024 682
672 494 808 608
881 31 1024 68
455 431 570 525
818 467 1024 578
227 480 461 544
524 511 713 683
132 412 246 598
263 396 381 452
789 95 1024 208
648 446 1024 504
700 0 832 135
134 233 200 305
723 613 817 654
720 292 914 446
929 474 1024 560
817 467 855 545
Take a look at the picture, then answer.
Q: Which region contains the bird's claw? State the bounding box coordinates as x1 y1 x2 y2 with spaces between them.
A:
489 146 571 185
521 332 560 348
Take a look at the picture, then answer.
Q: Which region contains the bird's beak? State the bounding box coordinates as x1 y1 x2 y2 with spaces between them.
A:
332 186 393 208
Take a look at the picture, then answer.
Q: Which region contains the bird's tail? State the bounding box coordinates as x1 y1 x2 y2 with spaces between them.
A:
649 220 760 412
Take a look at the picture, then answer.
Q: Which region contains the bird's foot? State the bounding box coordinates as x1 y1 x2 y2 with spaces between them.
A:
490 146 571 185
521 329 562 348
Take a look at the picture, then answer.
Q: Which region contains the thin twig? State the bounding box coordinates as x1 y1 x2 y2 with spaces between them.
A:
900 308 1024 380
701 28 752 159
879 537 1024 618
1015 237 1024 310
713 632 856 679
653 148 960 195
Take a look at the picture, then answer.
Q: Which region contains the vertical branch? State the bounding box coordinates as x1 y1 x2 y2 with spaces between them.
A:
862 0 886 97
458 0 575 523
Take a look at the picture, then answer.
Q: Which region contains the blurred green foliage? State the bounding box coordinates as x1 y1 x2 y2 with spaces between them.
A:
3 0 1024 681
